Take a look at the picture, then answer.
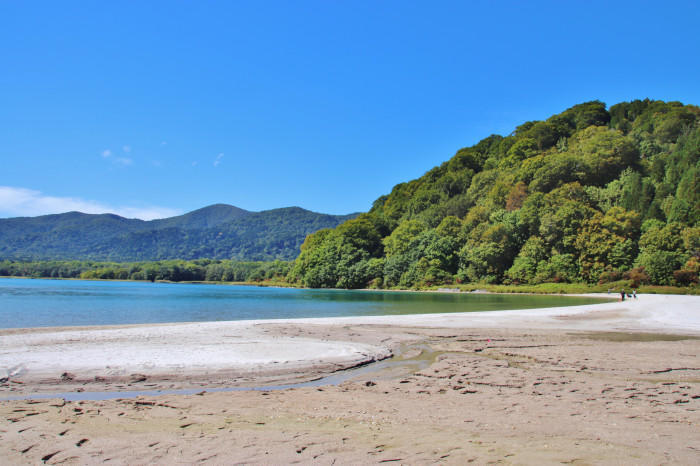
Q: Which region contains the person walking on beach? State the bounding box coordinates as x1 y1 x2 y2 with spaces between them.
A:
620 289 625 301
633 289 637 299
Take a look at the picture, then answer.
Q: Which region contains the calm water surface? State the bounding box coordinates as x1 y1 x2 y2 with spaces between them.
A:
0 278 607 329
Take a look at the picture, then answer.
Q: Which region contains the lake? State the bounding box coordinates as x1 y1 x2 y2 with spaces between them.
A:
0 278 607 329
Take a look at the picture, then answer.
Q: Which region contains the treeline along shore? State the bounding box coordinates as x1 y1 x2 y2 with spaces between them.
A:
1 258 698 295
0 259 291 284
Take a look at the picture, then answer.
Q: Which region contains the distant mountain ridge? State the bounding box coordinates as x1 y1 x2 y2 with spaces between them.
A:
0 204 358 261
149 204 250 230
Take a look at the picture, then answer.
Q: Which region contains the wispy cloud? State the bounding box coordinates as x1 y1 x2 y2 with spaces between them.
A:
100 148 133 167
160 141 167 146
0 186 181 220
214 153 224 167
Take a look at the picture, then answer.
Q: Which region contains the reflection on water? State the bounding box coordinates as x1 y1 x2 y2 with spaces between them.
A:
0 278 608 329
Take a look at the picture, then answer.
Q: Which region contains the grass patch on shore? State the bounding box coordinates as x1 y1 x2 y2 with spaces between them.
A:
219 279 296 288
3 274 698 295
418 281 700 295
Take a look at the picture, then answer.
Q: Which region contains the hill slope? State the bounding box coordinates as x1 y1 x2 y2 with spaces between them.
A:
0 205 358 261
289 99 700 288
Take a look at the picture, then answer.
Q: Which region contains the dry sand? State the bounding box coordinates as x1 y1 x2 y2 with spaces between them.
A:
1 293 699 464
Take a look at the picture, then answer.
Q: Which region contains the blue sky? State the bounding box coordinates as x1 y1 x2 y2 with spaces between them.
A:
1 1 699 219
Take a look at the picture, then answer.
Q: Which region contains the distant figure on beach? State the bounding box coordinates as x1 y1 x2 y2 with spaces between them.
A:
633 290 637 299
620 290 625 301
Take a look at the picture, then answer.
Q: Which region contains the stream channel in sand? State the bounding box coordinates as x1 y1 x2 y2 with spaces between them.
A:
1 343 439 401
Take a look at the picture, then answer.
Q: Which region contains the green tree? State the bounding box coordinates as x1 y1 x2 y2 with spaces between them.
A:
575 207 641 282
382 220 428 258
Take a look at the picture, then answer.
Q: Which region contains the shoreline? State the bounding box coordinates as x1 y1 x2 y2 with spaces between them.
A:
2 294 698 398
3 274 698 295
2 294 699 463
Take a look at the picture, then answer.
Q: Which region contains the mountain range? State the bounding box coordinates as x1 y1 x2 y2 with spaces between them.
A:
0 204 358 261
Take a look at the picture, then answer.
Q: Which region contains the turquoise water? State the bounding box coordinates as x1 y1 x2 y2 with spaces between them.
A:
0 278 607 329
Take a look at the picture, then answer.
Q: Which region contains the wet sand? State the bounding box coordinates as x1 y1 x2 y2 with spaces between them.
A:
1 293 699 464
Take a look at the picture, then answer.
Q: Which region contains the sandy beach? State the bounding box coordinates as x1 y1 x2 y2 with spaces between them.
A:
1 293 699 464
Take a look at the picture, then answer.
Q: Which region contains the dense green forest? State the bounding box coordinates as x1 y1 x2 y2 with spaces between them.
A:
0 259 291 283
0 205 357 262
289 99 700 289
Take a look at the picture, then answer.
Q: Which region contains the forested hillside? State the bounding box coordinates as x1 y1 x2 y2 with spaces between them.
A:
289 99 700 289
0 205 357 261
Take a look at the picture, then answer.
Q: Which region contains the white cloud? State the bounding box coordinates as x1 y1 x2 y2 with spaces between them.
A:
0 186 181 220
214 153 224 167
100 148 131 167
122 145 132 153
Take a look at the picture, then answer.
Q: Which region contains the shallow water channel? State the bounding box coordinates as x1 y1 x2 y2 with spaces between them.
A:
1 343 440 402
